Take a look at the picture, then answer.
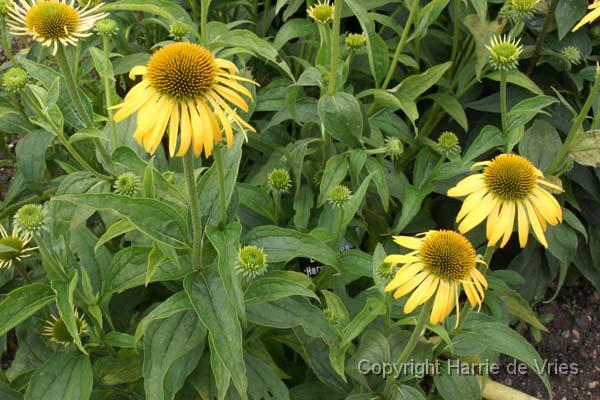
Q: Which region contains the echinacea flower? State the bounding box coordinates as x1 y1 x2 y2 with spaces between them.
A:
307 0 334 24
573 0 600 31
0 223 37 269
448 154 563 248
266 168 291 194
384 230 487 325
485 35 523 71
113 42 256 158
13 203 46 234
43 310 88 346
7 0 108 55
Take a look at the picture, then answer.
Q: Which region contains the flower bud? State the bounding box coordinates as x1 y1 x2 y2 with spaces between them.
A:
328 185 351 208
2 67 28 92
170 21 192 40
307 1 334 24
345 33 366 50
13 204 46 235
561 46 582 66
385 137 404 160
43 310 88 347
113 172 141 196
236 245 268 279
437 131 461 159
267 168 291 194
95 18 118 36
486 35 523 71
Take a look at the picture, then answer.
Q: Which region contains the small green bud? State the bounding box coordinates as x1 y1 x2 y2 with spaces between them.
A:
378 262 396 281
437 131 461 159
170 21 192 39
2 67 28 92
95 18 118 36
236 245 268 279
345 33 366 50
267 168 291 194
561 46 582 66
43 310 88 347
13 204 46 235
328 185 351 208
385 137 404 160
163 170 176 184
113 172 141 196
511 0 538 13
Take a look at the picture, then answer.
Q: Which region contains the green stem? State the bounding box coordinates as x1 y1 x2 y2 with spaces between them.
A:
261 0 271 36
213 144 227 228
526 0 559 76
547 71 600 175
381 0 419 90
273 191 281 226
0 17 13 61
102 36 118 149
500 69 508 137
383 299 433 397
55 44 93 128
183 150 203 269
327 0 343 96
20 90 108 180
200 0 209 45
449 0 461 76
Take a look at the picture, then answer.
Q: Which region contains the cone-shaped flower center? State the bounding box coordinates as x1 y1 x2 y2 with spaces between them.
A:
483 154 537 200
146 43 218 101
25 1 80 39
0 236 24 261
420 230 476 281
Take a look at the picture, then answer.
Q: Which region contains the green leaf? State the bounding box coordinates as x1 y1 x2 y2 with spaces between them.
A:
412 0 450 41
94 350 143 385
245 277 319 304
95 220 135 251
0 381 22 400
0 284 54 336
485 70 544 96
238 183 275 221
463 125 504 161
433 365 481 400
56 194 190 248
69 128 109 144
294 185 313 231
143 310 206 400
463 319 552 398
246 353 290 400
318 153 349 206
345 0 389 85
392 182 433 234
197 135 243 227
394 384 426 400
555 0 587 40
102 0 193 25
507 96 558 132
206 222 246 325
496 290 548 332
372 244 387 294
246 297 336 343
546 222 579 264
184 269 248 399
318 92 363 147
245 226 339 268
428 93 468 131
518 119 562 171
15 129 54 193
392 62 451 100
366 157 390 211
24 353 93 400
569 130 600 167
134 291 192 343
51 272 87 354
273 18 316 50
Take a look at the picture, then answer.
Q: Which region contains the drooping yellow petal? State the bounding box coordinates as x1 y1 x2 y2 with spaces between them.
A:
430 281 449 324
516 201 529 248
404 275 439 314
524 199 548 247
176 104 192 157
458 194 498 233
167 103 180 157
384 262 425 291
573 7 600 31
214 85 250 112
393 272 428 299
187 102 204 157
447 174 484 197
392 235 422 250
499 201 516 248
457 189 488 222
215 75 253 98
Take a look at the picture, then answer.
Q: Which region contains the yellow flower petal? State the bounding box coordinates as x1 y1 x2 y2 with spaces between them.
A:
447 174 484 197
392 236 422 250
404 275 439 314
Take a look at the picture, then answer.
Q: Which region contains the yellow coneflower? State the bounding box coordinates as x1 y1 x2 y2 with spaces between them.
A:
384 230 487 325
486 35 523 71
307 1 334 24
43 310 88 346
112 42 256 158
0 223 37 269
7 0 108 55
448 154 563 248
573 0 600 31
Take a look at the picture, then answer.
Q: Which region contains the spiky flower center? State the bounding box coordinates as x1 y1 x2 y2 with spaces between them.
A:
146 43 217 101
14 204 45 234
345 33 366 49
113 172 140 196
329 185 351 207
25 1 80 40
492 43 518 59
483 154 537 200
511 0 538 12
0 236 24 261
237 245 268 278
419 230 476 281
267 169 291 193
308 2 334 23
